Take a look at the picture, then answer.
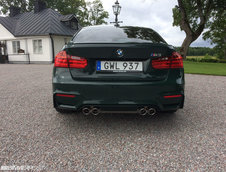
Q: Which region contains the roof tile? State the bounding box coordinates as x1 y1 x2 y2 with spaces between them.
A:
0 8 78 37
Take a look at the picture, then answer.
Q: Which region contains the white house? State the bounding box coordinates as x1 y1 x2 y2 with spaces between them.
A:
0 1 80 63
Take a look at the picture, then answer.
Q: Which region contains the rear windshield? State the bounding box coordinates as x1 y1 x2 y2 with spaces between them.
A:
72 26 167 44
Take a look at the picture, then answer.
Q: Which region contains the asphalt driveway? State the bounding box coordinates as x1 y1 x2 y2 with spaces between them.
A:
0 64 225 171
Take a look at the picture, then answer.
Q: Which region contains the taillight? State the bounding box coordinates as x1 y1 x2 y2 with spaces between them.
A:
164 95 182 99
54 51 68 68
68 56 87 68
170 52 183 68
56 93 76 98
54 51 87 69
152 52 183 69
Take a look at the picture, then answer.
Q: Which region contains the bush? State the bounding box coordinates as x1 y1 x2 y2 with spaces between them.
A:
204 53 212 59
199 58 219 63
219 59 226 63
186 58 200 62
185 58 226 63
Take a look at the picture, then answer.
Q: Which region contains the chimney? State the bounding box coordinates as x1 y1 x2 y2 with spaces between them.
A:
9 6 21 17
34 0 47 13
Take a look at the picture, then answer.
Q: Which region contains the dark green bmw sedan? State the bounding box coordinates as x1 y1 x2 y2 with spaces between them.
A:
53 25 184 115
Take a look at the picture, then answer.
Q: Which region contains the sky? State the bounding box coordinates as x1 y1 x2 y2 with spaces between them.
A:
101 0 213 47
0 0 212 47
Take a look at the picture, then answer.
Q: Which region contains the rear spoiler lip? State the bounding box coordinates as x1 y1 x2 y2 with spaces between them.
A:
65 42 170 49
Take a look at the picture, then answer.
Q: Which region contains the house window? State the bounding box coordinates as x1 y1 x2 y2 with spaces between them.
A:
64 38 69 44
71 21 77 29
12 41 20 54
65 21 70 26
33 40 43 54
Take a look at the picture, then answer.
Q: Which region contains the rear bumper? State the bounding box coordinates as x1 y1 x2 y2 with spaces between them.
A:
53 68 185 112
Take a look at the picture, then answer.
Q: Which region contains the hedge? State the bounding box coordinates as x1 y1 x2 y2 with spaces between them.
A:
185 58 226 63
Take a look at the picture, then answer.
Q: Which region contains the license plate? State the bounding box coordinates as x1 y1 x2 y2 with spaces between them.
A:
96 61 143 72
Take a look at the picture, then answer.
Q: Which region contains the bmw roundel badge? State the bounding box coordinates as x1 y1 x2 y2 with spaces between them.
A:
116 49 123 57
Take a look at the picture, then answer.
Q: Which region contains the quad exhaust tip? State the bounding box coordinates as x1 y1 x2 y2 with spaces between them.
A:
138 107 157 116
82 106 156 116
82 107 101 116
138 108 148 116
148 108 157 116
82 107 91 116
91 108 100 116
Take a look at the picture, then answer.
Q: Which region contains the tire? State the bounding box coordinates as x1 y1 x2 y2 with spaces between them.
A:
55 107 73 114
53 97 74 114
165 110 177 113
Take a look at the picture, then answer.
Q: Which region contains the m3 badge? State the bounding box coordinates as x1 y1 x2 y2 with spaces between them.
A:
151 53 162 57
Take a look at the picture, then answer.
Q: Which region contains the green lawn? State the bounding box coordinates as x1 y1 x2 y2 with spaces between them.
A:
187 56 217 59
187 56 205 59
183 61 226 76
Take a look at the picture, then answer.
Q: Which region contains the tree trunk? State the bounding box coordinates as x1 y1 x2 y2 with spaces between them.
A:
224 48 226 60
224 36 226 60
180 35 193 59
176 0 214 59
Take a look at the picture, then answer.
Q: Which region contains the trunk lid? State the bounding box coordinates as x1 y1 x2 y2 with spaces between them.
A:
65 43 174 82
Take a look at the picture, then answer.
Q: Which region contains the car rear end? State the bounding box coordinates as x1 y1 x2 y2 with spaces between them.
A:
52 26 184 115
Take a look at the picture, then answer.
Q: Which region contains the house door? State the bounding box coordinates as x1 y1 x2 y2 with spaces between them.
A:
0 41 8 63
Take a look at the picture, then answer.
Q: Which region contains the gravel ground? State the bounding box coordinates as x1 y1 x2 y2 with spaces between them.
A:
0 64 225 171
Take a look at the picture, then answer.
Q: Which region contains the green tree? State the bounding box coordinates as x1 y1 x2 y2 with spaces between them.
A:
27 0 90 26
172 0 214 58
87 0 109 25
52 0 89 26
0 0 28 14
203 1 226 59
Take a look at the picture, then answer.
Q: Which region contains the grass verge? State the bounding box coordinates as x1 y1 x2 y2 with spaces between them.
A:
184 61 226 76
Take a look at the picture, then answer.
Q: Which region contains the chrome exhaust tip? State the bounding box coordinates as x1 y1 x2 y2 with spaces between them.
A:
91 108 100 116
148 108 157 116
138 108 148 116
82 107 91 116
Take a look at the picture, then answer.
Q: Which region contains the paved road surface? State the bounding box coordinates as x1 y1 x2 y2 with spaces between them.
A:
0 64 225 171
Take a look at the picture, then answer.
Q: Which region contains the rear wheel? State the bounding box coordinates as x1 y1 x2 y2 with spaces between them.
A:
165 110 177 113
54 97 73 114
163 110 177 114
55 107 74 114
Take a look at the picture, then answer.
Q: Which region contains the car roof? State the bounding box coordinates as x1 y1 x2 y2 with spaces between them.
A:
82 25 152 31
73 25 167 44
